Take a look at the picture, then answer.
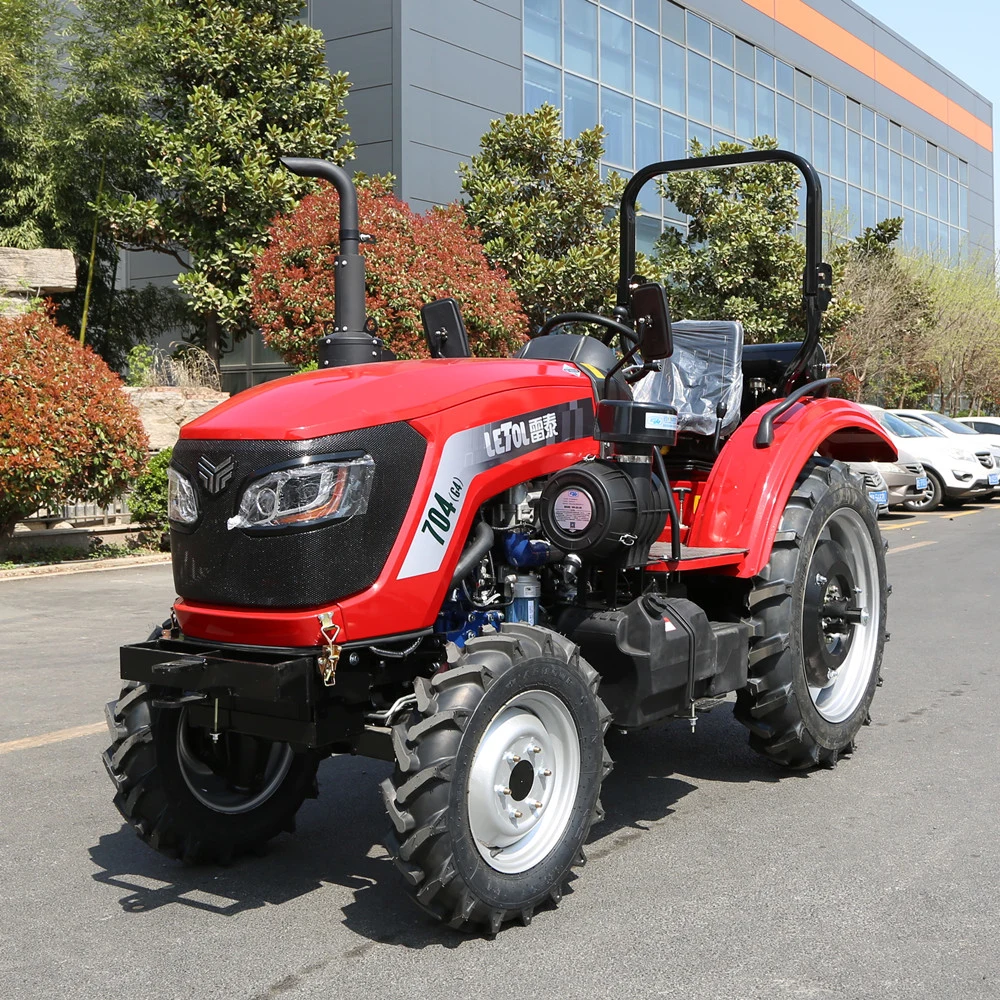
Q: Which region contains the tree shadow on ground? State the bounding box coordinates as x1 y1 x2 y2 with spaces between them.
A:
88 703 788 950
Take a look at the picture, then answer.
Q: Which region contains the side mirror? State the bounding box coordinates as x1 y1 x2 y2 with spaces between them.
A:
421 297 472 358
631 282 673 361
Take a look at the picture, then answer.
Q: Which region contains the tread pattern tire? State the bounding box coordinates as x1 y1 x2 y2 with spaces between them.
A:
381 624 612 932
736 459 888 769
102 682 321 863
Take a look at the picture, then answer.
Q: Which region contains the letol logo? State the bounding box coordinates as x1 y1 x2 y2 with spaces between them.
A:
198 455 235 494
483 412 558 457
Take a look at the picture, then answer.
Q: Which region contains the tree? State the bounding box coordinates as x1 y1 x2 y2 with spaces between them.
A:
104 0 355 360
459 104 624 331
827 218 935 404
0 305 148 549
650 136 853 344
250 177 527 366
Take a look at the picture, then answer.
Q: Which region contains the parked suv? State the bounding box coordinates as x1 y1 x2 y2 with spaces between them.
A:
890 409 1000 471
956 416 1000 441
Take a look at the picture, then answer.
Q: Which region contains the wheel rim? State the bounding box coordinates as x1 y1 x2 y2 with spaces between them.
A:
176 708 295 815
466 689 581 874
803 508 881 723
906 474 939 510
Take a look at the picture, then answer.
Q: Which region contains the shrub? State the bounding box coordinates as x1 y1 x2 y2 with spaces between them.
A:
249 177 528 366
128 446 171 534
0 305 149 542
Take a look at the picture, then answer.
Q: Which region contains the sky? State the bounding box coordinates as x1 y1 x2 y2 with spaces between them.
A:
858 0 1000 231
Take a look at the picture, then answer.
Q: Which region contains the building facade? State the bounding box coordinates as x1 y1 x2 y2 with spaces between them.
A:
310 0 993 263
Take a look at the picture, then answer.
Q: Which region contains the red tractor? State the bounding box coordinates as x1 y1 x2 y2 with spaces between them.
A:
103 150 895 932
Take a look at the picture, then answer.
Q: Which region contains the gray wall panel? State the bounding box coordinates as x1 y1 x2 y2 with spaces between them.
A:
405 89 503 158
327 30 391 91
352 141 394 178
401 142 475 207
346 85 393 146
406 1 521 69
309 0 391 38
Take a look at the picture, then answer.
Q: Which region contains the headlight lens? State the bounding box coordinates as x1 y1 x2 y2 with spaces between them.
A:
949 449 976 463
167 467 199 524
227 456 375 531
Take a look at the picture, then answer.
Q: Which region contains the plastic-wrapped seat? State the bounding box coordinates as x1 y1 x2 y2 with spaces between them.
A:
632 320 744 438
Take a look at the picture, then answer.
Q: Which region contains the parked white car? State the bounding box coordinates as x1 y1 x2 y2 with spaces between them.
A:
862 406 995 510
956 416 1000 442
890 408 1000 470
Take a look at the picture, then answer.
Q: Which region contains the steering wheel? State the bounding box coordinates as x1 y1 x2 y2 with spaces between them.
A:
536 312 639 352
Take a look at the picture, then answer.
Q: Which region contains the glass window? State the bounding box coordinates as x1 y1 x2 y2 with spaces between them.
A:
636 101 659 167
635 26 659 103
948 152 959 179
939 175 949 221
914 162 926 211
861 137 875 190
713 64 734 133
848 184 862 236
525 58 560 112
525 0 560 62
636 215 662 256
889 121 901 151
565 74 599 138
713 129 735 146
564 0 597 76
891 201 901 220
830 89 845 123
861 106 875 137
846 98 860 130
926 141 937 167
736 75 754 140
688 51 711 123
876 145 889 196
949 179 959 224
795 103 811 159
688 120 710 150
862 190 875 229
915 136 926 162
662 39 685 113
776 93 794 149
813 112 828 171
712 26 734 66
662 0 684 42
756 84 775 139
876 114 888 144
927 217 938 250
600 10 632 92
877 196 889 222
756 49 774 86
604 0 631 14
902 129 913 157
960 160 969 186
813 80 829 114
635 0 658 28
903 157 913 206
776 59 793 95
959 185 967 229
937 146 948 173
664 195 685 222
687 12 710 54
601 88 632 166
927 169 938 216
662 110 685 159
900 207 914 247
830 178 847 218
914 212 926 250
794 70 811 104
736 38 754 77
890 150 901 202
830 122 846 179
847 129 860 185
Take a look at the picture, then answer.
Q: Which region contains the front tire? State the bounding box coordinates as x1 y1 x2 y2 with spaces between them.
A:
381 624 612 932
103 683 321 862
736 459 888 768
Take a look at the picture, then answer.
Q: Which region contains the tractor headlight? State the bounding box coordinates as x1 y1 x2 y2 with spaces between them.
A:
227 456 375 531
167 467 199 524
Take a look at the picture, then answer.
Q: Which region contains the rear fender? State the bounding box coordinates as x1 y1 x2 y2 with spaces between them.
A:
686 397 895 577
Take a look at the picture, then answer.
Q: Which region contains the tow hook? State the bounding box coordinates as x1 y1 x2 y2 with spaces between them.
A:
318 612 342 687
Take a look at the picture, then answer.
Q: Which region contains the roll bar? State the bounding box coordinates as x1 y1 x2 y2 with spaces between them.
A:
617 150 832 394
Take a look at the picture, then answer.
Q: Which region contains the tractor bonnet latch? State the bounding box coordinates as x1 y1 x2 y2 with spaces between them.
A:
317 612 342 687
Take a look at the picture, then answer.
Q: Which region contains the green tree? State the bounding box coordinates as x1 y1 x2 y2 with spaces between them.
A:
650 136 853 344
459 104 624 330
104 0 355 360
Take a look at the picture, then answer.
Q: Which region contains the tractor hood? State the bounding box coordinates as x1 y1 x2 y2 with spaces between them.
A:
181 358 596 441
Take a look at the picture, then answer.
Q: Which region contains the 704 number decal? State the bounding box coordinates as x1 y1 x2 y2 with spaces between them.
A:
420 477 464 545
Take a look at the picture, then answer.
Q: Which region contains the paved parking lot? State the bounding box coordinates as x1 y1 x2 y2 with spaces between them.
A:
1 503 998 1000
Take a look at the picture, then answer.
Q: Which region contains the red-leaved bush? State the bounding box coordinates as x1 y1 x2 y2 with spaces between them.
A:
0 305 149 541
249 178 528 366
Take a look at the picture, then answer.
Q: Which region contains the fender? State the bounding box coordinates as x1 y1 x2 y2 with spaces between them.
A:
686 396 896 578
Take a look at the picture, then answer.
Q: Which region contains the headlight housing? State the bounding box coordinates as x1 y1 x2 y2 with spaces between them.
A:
227 455 375 531
948 448 976 463
167 467 199 525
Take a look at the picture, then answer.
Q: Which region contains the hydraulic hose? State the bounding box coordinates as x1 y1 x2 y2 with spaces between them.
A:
450 521 495 589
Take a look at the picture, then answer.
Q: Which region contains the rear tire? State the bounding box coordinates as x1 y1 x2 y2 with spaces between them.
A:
736 459 888 768
103 683 320 862
902 469 943 512
381 624 612 932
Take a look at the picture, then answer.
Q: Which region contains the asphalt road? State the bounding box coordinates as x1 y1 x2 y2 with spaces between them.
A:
1 504 998 1000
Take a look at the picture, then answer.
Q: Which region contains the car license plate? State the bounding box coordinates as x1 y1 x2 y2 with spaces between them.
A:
915 476 928 490
869 489 888 506
990 473 999 486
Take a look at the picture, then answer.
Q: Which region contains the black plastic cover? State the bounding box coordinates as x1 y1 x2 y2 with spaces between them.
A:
170 421 426 609
595 399 678 446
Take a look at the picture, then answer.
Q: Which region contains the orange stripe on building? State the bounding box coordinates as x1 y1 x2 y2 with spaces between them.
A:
741 0 992 151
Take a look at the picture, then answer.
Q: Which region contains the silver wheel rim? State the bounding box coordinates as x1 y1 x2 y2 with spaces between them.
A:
467 689 581 874
176 708 295 815
806 507 881 723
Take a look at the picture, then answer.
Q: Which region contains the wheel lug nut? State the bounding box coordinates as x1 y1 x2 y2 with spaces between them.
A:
530 745 542 754
539 767 552 777
496 785 511 796
504 752 521 764
513 810 523 819
531 800 543 809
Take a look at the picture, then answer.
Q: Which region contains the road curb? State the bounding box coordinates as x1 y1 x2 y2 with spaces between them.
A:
0 552 171 582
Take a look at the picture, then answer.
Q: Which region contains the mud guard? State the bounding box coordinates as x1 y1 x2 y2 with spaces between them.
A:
685 396 895 578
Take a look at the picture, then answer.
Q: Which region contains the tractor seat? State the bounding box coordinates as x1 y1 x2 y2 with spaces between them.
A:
516 334 632 400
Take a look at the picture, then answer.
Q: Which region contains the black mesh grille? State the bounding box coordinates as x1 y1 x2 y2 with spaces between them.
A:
170 422 426 609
